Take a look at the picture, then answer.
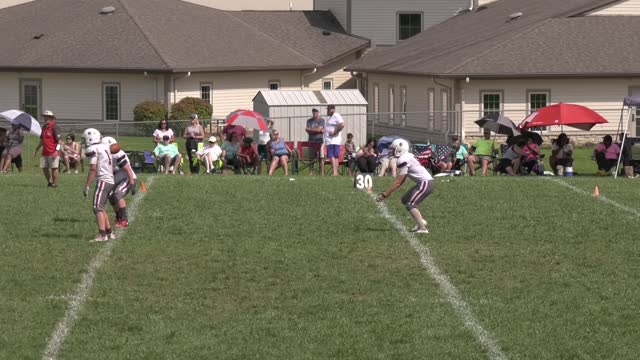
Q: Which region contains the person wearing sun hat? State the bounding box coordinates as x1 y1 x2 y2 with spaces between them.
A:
34 110 62 187
197 135 222 174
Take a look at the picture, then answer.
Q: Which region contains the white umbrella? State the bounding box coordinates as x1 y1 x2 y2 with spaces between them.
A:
0 110 42 136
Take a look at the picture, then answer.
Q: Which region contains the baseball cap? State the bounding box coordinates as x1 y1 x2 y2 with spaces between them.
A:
208 136 217 143
312 108 319 113
190 114 199 119
42 110 55 117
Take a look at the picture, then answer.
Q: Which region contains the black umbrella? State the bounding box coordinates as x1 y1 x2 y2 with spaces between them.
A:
507 131 544 147
475 113 521 137
0 110 42 136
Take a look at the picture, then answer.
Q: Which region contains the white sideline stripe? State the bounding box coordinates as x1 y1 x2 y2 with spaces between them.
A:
372 196 507 360
546 177 640 217
42 177 154 360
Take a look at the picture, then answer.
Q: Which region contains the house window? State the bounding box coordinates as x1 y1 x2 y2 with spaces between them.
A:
268 80 280 90
322 79 333 90
481 91 502 117
400 86 407 126
527 90 549 131
373 83 379 121
398 13 422 41
103 83 120 121
389 85 395 124
441 89 450 129
201 83 212 104
427 88 435 129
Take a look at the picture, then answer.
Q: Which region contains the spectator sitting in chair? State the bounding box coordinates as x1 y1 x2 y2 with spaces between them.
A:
594 135 620 175
378 147 397 177
468 129 498 176
618 132 634 178
550 133 573 175
356 138 377 173
153 135 182 175
452 135 468 170
63 133 81 173
238 137 259 174
221 133 242 175
267 129 293 176
0 127 7 160
0 124 24 173
197 136 222 174
499 138 527 176
522 137 543 175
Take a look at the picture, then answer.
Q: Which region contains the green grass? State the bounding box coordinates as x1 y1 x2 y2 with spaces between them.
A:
1 174 640 359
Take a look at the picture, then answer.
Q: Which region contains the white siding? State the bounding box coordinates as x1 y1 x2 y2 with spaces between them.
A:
174 71 301 118
587 0 640 15
351 0 467 46
0 72 157 121
307 53 358 90
183 0 312 10
478 0 498 6
314 0 348 30
461 78 635 136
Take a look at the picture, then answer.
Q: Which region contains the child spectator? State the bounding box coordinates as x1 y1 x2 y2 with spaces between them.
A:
238 137 259 174
222 133 242 175
522 137 541 174
197 136 222 174
345 133 357 176
63 133 81 173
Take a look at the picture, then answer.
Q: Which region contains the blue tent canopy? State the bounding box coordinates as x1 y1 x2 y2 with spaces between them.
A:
623 95 640 107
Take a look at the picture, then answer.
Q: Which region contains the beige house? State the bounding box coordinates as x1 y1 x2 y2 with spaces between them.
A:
0 0 313 10
0 0 368 125
313 0 500 47
347 0 640 143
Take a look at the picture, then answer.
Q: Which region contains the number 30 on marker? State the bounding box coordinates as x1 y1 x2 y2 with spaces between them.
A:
354 174 373 190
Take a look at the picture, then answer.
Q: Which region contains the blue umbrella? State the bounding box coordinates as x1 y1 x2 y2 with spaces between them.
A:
0 110 42 136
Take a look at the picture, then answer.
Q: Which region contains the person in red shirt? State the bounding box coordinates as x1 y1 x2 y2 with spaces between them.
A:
238 137 259 174
34 110 62 188
221 123 246 142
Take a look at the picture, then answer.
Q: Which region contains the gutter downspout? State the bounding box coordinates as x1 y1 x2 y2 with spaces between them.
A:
433 76 454 138
301 67 317 89
172 72 192 104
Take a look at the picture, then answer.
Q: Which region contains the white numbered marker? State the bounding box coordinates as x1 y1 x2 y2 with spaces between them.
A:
354 174 373 190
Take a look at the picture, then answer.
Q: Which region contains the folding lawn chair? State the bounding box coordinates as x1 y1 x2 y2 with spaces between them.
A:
296 141 321 175
142 151 157 173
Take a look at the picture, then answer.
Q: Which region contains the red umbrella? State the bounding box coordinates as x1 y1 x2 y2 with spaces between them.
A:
225 110 268 130
519 103 607 131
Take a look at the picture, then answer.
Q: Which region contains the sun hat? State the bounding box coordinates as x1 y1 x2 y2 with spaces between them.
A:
42 110 55 117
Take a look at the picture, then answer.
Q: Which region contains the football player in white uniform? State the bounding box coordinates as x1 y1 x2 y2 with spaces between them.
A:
102 137 137 228
376 138 434 234
83 128 116 242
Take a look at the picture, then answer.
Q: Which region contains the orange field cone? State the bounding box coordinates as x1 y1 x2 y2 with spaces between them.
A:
593 185 600 197
367 185 372 194
141 181 147 193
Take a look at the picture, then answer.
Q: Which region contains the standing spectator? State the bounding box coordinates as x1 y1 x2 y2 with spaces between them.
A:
345 133 357 176
222 123 247 142
0 124 24 173
34 110 62 187
62 133 81 173
183 114 205 175
197 136 223 174
267 129 293 176
153 119 175 144
467 129 498 176
222 133 242 175
305 108 325 176
255 119 274 175
324 105 345 176
356 138 377 173
154 135 182 175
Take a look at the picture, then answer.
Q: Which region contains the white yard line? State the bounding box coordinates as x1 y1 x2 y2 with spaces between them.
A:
372 196 507 360
42 177 154 360
546 177 640 217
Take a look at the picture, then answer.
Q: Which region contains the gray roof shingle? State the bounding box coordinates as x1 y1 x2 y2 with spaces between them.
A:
0 0 368 72
346 0 624 77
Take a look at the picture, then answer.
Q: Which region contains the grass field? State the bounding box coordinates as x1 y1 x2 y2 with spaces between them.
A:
1 171 640 359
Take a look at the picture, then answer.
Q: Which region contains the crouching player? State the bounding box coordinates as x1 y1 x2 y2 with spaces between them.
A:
376 138 434 234
102 137 137 228
82 128 116 242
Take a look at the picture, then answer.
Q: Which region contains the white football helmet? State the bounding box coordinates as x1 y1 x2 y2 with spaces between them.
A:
390 138 410 157
101 136 117 146
82 128 101 147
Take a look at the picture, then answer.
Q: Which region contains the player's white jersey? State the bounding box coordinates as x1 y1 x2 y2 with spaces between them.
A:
112 150 137 180
86 143 115 184
397 153 433 183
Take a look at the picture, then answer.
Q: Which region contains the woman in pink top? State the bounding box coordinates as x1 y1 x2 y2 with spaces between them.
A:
594 135 620 173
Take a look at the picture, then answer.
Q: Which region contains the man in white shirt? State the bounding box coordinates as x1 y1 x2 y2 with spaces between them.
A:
377 138 434 234
324 104 345 176
82 128 116 242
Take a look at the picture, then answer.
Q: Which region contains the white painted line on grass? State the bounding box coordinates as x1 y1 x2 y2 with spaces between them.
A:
42 177 154 360
372 196 507 360
546 177 640 217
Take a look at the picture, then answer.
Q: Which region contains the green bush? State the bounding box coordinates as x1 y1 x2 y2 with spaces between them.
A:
170 97 212 134
133 101 168 136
